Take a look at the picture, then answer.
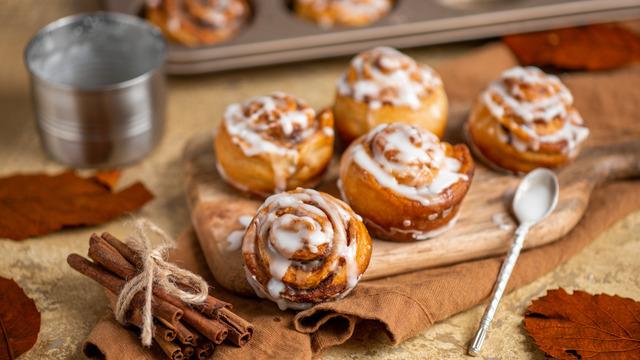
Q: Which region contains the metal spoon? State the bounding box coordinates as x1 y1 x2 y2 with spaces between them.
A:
468 168 559 356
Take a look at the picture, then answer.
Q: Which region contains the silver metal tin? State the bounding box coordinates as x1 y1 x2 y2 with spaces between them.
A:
103 0 640 74
25 12 166 168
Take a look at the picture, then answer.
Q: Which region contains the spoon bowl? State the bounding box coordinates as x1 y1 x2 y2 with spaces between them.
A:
513 168 560 225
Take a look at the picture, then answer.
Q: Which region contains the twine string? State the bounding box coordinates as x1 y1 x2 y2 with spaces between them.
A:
114 218 209 346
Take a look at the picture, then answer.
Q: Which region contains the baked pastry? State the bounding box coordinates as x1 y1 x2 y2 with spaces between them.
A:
215 92 335 197
467 66 589 173
242 188 372 310
334 47 448 143
146 0 250 46
339 123 474 242
294 0 393 28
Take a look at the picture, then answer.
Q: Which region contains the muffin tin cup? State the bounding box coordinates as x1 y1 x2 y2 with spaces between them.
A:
103 0 640 74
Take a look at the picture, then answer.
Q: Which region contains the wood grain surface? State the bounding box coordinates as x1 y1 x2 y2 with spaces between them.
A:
183 127 640 295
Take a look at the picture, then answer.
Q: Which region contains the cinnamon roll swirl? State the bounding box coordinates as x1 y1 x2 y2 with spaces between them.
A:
145 0 250 46
294 0 393 28
467 66 589 173
242 188 372 310
339 123 474 242
334 47 448 143
215 92 335 197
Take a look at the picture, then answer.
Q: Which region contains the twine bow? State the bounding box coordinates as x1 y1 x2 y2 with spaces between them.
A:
114 218 209 346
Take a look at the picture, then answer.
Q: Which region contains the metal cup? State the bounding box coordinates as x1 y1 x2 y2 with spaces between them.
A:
24 12 166 168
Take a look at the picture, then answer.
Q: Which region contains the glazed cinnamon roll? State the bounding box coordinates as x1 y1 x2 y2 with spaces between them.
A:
467 66 589 173
242 188 372 310
339 123 474 242
145 0 250 46
215 92 335 197
334 47 448 143
294 0 393 28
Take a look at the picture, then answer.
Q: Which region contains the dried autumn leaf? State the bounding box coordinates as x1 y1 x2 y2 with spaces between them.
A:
524 288 640 360
92 170 123 191
0 277 41 360
0 171 153 240
504 24 640 70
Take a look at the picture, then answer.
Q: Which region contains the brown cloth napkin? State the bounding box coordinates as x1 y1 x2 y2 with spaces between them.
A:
83 43 640 360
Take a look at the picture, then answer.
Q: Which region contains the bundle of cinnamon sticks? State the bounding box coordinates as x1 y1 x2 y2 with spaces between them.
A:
67 232 253 360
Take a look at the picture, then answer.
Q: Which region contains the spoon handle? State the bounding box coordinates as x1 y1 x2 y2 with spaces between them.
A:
468 223 531 356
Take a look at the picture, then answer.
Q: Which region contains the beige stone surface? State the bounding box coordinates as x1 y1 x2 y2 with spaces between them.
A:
0 1 639 359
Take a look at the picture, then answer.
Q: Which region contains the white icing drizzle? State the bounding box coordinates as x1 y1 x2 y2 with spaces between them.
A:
245 268 312 310
223 92 325 193
242 189 363 310
323 127 335 136
298 0 392 27
224 214 254 252
153 0 249 42
198 0 247 28
481 66 589 154
245 267 357 311
168 16 180 31
225 231 244 252
347 123 468 205
337 47 442 110
367 212 460 240
271 214 330 255
238 214 253 227
337 178 347 202
492 212 514 231
146 0 161 8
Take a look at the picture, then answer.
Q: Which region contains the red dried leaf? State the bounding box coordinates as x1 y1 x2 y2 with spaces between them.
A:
504 24 640 70
0 171 154 240
0 277 41 360
92 170 123 191
524 288 640 360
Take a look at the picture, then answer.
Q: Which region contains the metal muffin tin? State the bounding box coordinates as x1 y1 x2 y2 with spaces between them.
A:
103 0 640 74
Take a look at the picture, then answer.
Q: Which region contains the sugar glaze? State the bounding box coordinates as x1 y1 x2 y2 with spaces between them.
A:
348 123 467 205
337 47 442 110
242 189 363 310
223 92 328 193
481 66 589 154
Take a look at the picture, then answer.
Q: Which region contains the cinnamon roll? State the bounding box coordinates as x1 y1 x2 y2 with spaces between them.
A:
145 0 250 46
339 123 474 242
334 47 448 143
214 92 335 197
294 0 393 28
467 66 589 173
242 188 372 310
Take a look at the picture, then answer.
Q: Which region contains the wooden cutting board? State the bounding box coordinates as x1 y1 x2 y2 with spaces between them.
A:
183 130 640 296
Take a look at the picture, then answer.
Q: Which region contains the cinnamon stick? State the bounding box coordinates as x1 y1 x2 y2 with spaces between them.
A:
155 316 177 333
191 296 232 317
101 232 142 267
183 345 194 358
67 254 183 324
218 307 254 346
154 333 184 360
101 233 231 314
94 233 230 344
196 342 214 360
105 292 177 342
156 322 177 343
89 234 137 278
174 321 197 345
71 230 257 359
180 306 228 344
